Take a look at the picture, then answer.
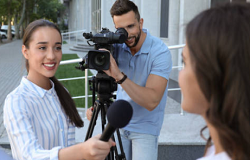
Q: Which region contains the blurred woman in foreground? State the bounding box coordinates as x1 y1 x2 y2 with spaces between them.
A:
179 2 250 160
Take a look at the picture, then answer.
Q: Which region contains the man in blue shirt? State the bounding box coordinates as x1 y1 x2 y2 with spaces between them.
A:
87 0 172 159
108 0 172 159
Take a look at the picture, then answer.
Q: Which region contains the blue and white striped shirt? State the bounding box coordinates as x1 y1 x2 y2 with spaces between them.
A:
3 77 76 160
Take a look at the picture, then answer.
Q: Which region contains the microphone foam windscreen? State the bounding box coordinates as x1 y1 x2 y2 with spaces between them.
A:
107 100 133 128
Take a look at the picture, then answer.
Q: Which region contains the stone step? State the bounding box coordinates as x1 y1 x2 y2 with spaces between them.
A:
158 145 205 160
69 43 95 52
73 44 94 50
69 46 91 52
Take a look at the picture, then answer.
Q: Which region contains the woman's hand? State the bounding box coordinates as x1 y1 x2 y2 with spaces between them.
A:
58 134 115 160
86 107 93 121
81 134 116 160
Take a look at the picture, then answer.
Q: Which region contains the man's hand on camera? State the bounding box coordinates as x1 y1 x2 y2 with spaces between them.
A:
103 53 124 82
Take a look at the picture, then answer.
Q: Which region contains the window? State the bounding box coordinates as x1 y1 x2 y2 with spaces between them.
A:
160 0 169 38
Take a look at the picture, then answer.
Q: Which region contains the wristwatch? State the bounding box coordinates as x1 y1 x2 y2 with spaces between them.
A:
116 72 127 84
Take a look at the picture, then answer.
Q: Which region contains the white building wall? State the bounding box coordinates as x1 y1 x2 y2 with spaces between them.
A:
68 1 74 31
68 0 91 32
139 0 161 37
166 0 211 66
167 0 181 67
176 0 210 66
101 0 116 32
82 0 92 32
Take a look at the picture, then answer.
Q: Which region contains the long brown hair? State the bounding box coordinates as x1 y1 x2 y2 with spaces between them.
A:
23 19 83 127
186 2 250 160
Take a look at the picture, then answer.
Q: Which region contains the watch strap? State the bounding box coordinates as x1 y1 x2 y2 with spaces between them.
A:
116 72 127 84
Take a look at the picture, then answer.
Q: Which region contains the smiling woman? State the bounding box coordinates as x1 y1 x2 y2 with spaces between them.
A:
3 19 115 160
22 26 63 89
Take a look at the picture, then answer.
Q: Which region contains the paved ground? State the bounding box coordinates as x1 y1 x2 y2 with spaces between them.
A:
0 40 208 158
0 40 26 139
0 40 26 155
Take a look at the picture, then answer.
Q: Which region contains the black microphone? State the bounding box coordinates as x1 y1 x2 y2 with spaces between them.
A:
100 100 133 141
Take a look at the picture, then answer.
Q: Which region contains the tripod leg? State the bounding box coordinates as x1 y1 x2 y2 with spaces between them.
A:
115 129 126 160
85 101 101 141
101 103 107 132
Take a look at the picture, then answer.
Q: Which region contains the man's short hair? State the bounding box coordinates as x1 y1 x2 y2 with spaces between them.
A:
110 0 140 21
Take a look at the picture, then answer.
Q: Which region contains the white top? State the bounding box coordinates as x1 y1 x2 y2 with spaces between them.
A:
4 77 76 160
197 145 231 160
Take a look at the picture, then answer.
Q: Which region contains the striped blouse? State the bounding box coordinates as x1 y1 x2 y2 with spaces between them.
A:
3 77 76 160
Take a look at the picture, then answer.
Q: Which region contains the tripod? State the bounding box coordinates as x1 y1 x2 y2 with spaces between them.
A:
84 71 127 160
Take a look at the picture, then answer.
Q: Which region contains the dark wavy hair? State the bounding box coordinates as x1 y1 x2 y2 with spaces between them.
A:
23 19 83 127
110 0 140 21
186 2 250 160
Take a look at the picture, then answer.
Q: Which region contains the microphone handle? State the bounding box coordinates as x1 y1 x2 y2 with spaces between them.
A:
100 123 116 142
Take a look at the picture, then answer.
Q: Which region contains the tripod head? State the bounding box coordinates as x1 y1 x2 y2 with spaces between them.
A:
89 71 117 103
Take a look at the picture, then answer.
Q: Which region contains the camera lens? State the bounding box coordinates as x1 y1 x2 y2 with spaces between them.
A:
94 53 105 66
88 50 110 70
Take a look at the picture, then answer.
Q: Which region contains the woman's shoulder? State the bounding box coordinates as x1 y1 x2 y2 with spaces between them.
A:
4 83 35 110
6 77 40 101
6 82 30 97
5 85 24 100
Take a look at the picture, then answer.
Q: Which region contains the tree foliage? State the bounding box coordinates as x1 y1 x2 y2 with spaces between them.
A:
36 0 65 22
0 0 65 40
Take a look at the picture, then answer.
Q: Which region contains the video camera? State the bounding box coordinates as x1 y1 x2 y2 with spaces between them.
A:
80 28 128 71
